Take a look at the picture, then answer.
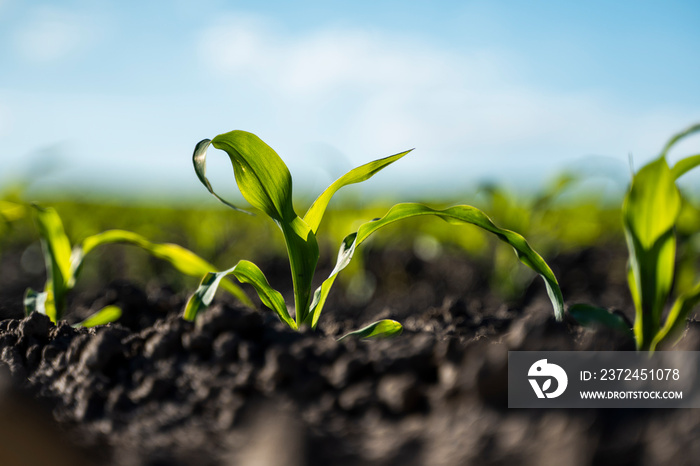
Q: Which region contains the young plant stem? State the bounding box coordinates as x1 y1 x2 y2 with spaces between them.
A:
279 218 318 326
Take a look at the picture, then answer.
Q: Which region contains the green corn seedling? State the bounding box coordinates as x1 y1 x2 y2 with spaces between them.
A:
570 123 700 351
184 130 564 339
24 204 251 326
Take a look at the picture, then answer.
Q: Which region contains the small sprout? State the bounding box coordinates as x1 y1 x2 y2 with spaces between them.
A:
186 130 564 337
73 305 122 328
337 319 403 341
570 123 700 351
25 204 251 326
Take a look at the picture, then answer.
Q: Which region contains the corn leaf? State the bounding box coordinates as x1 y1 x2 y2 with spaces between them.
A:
650 282 700 351
659 122 700 158
184 260 296 329
210 130 296 223
77 229 253 307
625 229 676 350
337 319 403 341
303 149 413 234
307 203 564 328
192 139 251 214
23 288 48 316
622 157 680 350
306 232 357 328
73 305 122 328
672 154 700 180
623 157 680 250
33 205 73 287
31 205 74 321
568 304 633 337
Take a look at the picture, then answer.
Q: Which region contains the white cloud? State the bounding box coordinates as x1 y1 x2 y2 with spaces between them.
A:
198 15 494 100
13 6 102 63
196 14 697 179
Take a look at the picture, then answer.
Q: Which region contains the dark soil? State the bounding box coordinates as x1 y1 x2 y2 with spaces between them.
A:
1 245 699 466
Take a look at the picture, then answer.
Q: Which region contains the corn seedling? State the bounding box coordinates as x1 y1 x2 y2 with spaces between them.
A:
184 130 564 339
570 123 700 351
24 204 251 326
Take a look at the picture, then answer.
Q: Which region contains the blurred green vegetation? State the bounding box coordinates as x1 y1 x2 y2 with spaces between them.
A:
6 200 287 295
1 176 698 312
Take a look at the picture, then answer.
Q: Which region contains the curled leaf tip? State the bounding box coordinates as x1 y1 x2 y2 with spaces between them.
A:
192 137 252 215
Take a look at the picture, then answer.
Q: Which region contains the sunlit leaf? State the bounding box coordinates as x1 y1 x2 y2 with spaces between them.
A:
210 130 296 223
30 204 73 321
184 260 296 329
307 203 564 328
672 154 700 180
650 282 700 351
78 229 253 307
303 149 413 233
337 319 403 341
623 157 680 250
659 122 700 158
73 305 122 328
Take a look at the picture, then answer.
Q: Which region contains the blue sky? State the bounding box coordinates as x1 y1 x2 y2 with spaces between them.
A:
1 0 699 201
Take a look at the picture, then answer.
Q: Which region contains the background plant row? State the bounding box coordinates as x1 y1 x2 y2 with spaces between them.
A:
2 186 699 324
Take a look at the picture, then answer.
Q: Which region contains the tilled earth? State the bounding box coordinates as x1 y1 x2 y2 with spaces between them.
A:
1 246 699 466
